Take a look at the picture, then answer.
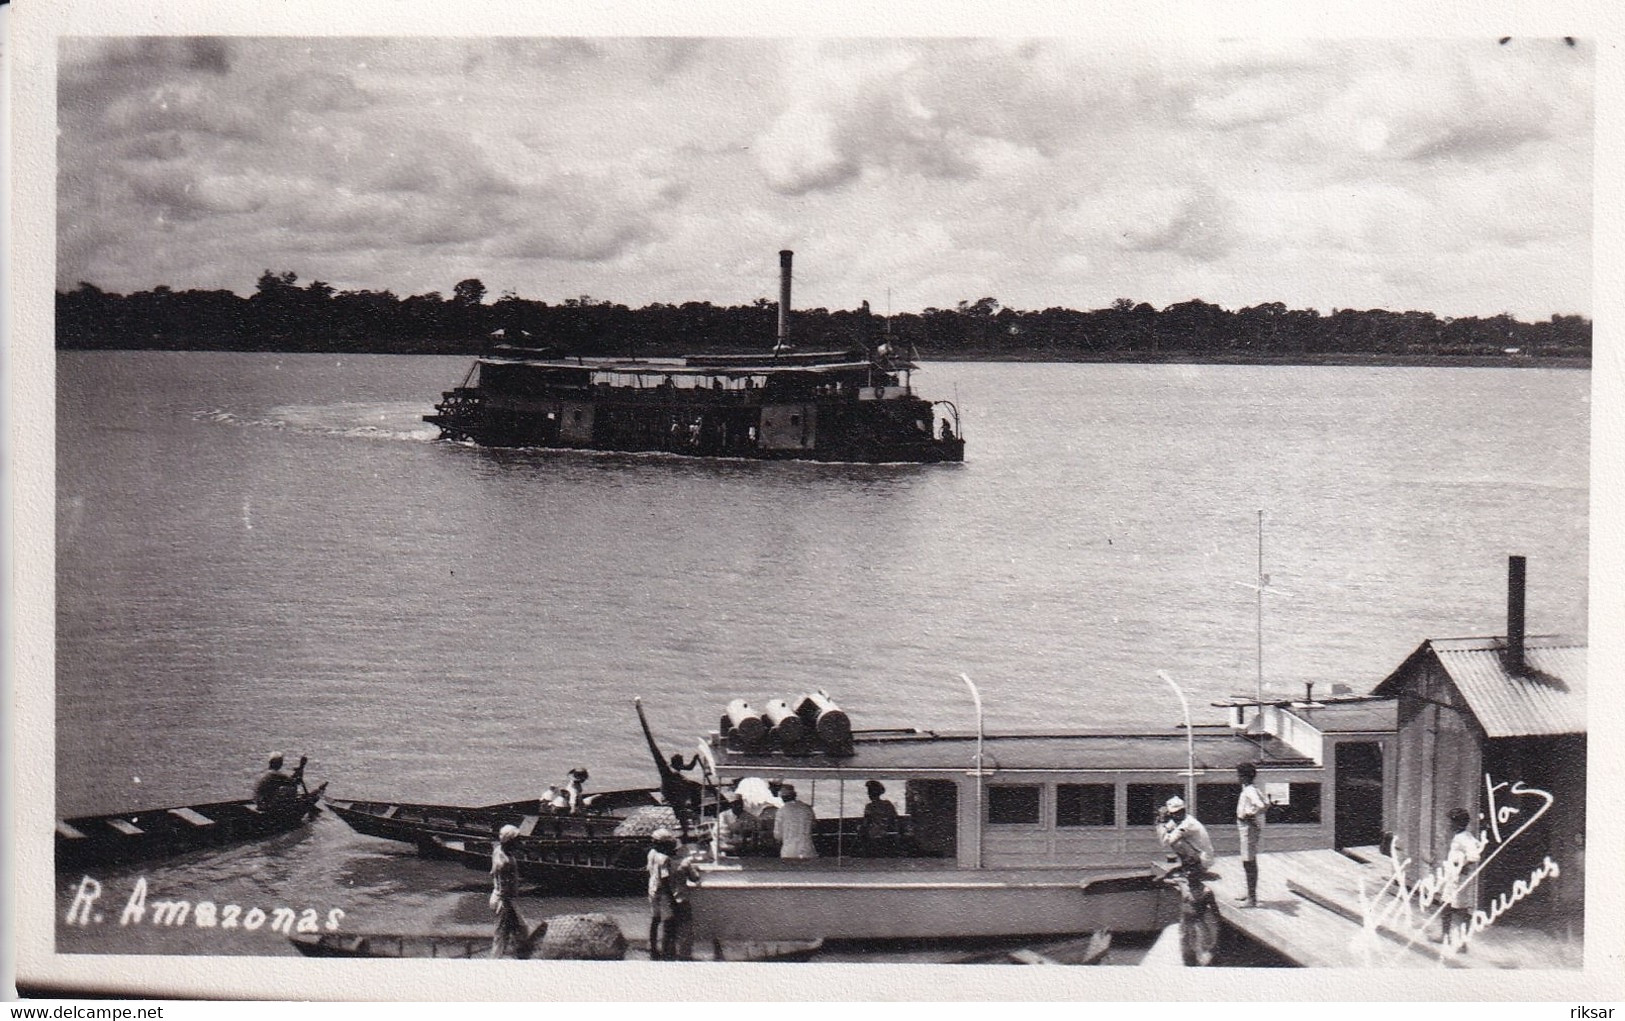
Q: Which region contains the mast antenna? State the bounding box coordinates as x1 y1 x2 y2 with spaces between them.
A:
1235 510 1291 746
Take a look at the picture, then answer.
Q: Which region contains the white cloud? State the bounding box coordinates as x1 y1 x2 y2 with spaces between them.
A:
55 36 1592 319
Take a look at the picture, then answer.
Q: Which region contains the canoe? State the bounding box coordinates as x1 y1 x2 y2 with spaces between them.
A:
289 930 823 962
323 787 669 851
429 833 655 896
56 781 328 871
947 929 1114 965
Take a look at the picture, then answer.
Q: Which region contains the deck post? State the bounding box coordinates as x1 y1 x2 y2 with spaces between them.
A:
960 673 985 869
1158 671 1197 808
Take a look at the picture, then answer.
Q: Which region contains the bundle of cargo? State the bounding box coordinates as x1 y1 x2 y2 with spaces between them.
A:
717 690 851 757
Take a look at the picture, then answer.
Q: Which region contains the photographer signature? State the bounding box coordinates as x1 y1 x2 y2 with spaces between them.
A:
1354 772 1560 961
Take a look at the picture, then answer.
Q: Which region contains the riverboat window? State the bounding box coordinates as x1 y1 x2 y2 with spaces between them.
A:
1055 784 1115 827
1193 781 1320 824
1126 783 1187 826
986 784 1042 825
1266 782 1322 824
1196 784 1240 825
903 779 957 858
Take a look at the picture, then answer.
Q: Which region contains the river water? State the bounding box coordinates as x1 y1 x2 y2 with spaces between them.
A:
50 352 1589 957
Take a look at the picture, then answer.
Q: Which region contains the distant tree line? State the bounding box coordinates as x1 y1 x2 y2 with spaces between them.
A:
56 273 1592 363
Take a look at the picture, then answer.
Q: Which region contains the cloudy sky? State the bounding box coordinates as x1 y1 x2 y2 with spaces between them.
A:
57 36 1593 319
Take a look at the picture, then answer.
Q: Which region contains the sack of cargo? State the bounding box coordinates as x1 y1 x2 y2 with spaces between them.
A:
535 913 627 960
613 805 681 837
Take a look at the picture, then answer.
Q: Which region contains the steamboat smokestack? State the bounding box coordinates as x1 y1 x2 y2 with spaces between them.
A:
777 249 793 351
1506 555 1527 673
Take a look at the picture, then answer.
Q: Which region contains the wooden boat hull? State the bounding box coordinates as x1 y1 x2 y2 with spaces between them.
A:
289 931 823 962
323 787 666 849
689 865 1179 943
431 835 651 896
56 783 328 871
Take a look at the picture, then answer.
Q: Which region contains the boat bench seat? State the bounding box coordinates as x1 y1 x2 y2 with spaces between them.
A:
56 821 88 840
518 815 541 837
381 806 400 819
108 819 143 836
169 807 216 826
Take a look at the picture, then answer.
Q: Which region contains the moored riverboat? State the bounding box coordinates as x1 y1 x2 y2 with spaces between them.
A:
678 687 1396 944
424 251 964 463
56 782 328 871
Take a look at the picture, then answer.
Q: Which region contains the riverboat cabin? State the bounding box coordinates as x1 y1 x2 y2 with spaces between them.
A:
1370 556 1586 920
683 687 1395 942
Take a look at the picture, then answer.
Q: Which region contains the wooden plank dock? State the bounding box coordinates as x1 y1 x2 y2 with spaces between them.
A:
1209 849 1581 969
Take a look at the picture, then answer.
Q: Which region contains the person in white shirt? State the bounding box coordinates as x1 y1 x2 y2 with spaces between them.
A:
1157 795 1215 896
773 784 818 859
718 792 760 855
1439 807 1481 949
1234 762 1269 907
489 825 527 958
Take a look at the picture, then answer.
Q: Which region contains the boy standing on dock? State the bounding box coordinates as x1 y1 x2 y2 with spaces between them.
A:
1439 807 1481 950
1234 763 1268 907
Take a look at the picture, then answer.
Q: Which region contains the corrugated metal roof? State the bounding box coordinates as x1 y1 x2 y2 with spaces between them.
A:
1408 635 1586 738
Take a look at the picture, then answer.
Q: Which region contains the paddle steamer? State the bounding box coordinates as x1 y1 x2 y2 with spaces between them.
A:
424 252 964 463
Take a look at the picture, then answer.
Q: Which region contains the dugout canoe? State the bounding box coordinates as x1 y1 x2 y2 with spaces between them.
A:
323 786 668 852
56 782 328 871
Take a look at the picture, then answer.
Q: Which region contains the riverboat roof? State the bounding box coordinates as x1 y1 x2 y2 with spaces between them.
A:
1276 700 1396 733
1372 634 1586 738
1210 694 1396 734
709 726 1315 776
480 354 915 375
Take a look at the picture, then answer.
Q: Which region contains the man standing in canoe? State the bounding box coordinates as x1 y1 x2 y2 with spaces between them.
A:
635 698 703 838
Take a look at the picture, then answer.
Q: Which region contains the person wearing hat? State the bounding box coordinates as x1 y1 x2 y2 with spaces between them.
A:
718 791 759 856
1438 807 1482 949
773 783 817 859
861 780 900 856
645 828 700 959
1156 794 1215 895
1233 762 1268 907
551 767 589 814
490 824 528 958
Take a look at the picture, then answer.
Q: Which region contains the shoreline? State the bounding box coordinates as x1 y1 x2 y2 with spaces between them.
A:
56 346 1592 370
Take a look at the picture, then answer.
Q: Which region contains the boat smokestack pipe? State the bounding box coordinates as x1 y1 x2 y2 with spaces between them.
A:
778 249 793 350
1506 555 1526 673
